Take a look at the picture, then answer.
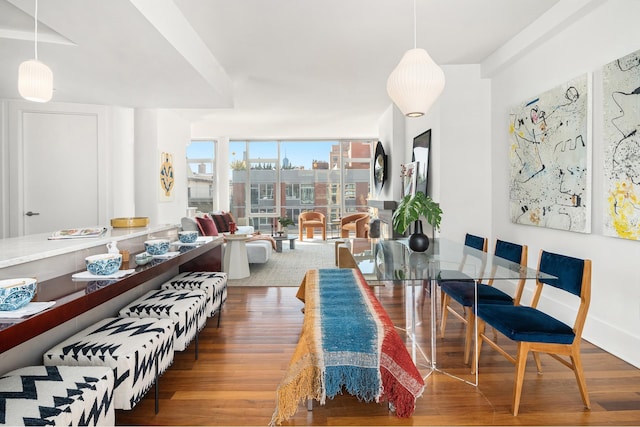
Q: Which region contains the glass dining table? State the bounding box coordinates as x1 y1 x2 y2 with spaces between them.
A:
344 237 555 386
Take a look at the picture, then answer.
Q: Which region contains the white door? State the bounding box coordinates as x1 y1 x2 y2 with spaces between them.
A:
22 112 99 235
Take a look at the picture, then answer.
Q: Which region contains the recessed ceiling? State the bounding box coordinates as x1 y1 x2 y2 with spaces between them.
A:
0 0 565 136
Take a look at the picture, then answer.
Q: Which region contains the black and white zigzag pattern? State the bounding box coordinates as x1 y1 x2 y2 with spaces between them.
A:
161 271 227 318
118 289 207 351
43 317 175 411
0 365 114 426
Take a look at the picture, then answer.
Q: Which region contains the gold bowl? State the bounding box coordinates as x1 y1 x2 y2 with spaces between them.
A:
110 217 150 228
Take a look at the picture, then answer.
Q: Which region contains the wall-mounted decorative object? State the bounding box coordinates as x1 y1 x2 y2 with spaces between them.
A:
508 74 590 233
412 129 431 196
159 151 175 201
373 141 387 194
603 48 640 241
401 162 418 198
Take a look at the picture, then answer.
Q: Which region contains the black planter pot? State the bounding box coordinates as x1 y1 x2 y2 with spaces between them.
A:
408 220 430 252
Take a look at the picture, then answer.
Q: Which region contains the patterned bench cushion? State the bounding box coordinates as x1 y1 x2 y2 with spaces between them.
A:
43 317 175 411
161 271 227 317
118 289 207 351
0 365 114 426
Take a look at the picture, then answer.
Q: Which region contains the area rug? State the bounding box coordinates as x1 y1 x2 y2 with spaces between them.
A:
227 238 337 287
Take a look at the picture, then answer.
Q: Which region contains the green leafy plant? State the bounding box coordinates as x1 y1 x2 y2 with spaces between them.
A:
278 216 295 228
392 191 442 234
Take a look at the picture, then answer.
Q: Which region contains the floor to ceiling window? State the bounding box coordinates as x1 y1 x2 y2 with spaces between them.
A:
186 140 217 213
229 140 373 234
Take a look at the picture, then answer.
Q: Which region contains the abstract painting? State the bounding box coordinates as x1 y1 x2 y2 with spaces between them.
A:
508 74 590 233
603 49 640 240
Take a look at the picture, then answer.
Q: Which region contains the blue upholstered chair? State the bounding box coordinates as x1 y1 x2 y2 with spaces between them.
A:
440 239 528 365
437 233 488 333
475 250 592 415
464 233 488 252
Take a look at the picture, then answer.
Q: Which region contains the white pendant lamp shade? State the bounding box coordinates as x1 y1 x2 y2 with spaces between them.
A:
387 48 445 117
18 59 53 103
18 0 53 103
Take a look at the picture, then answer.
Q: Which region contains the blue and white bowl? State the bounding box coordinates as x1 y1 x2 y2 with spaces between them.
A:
85 253 122 276
178 231 198 244
0 278 38 311
144 239 170 256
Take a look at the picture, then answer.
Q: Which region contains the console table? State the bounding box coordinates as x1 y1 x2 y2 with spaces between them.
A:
0 237 223 371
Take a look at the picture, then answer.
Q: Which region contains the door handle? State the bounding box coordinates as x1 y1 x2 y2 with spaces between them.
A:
25 211 40 216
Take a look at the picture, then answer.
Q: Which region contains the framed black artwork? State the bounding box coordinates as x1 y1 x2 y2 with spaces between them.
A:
373 141 387 194
412 129 431 196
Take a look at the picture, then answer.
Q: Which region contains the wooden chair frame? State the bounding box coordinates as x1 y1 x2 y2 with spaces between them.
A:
474 250 592 415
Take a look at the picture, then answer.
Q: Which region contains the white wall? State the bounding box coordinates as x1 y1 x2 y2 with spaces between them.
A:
376 104 406 203
134 109 190 225
388 65 492 244
437 65 493 243
0 101 8 237
110 107 136 218
490 0 640 367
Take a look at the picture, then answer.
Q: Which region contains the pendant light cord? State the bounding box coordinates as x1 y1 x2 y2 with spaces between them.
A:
413 0 417 49
34 0 39 60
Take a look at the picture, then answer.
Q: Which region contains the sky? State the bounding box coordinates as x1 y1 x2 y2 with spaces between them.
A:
187 140 340 172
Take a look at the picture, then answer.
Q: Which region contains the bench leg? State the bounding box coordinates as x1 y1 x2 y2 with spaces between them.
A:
155 356 159 414
216 308 222 327
195 331 199 360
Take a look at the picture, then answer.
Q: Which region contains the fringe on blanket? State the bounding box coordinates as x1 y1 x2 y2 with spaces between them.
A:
270 361 323 426
324 365 381 402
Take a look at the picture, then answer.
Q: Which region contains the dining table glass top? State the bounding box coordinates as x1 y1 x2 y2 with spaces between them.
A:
347 237 554 283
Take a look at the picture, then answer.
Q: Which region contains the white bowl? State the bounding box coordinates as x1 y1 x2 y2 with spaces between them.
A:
85 253 123 276
135 252 153 265
0 278 38 311
178 231 198 243
144 239 170 256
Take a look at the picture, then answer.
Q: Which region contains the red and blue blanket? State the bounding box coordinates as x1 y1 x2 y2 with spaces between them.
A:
271 268 424 425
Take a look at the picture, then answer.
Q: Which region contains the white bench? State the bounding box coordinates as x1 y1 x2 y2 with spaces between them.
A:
43 317 175 412
118 289 207 357
0 365 115 426
161 271 227 326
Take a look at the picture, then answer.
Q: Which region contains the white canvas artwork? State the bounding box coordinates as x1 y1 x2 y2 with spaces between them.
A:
603 49 640 241
508 74 590 233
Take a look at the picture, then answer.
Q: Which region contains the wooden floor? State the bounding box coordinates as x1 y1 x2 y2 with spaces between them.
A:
116 285 640 426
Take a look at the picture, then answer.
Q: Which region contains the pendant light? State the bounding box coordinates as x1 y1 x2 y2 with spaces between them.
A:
18 0 53 103
387 0 444 117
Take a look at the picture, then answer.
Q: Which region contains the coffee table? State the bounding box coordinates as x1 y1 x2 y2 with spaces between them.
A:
273 235 297 252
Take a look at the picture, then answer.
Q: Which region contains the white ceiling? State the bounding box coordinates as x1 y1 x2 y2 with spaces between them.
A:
0 0 568 136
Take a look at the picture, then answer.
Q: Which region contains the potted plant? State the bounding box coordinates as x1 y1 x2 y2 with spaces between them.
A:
277 216 295 235
392 191 442 252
